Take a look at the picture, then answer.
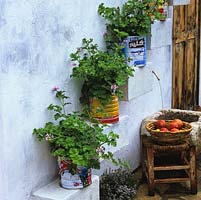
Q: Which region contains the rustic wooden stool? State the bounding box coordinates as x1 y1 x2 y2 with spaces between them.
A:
141 135 197 196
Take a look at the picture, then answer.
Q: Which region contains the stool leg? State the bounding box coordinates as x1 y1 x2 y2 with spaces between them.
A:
141 157 147 182
190 145 197 194
181 151 186 162
147 146 155 196
141 141 147 182
141 167 147 183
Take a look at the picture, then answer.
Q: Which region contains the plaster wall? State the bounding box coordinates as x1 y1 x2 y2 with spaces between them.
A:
118 45 172 169
0 1 172 200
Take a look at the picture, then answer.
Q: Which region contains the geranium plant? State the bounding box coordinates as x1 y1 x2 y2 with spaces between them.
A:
33 89 125 174
70 38 134 105
98 0 164 48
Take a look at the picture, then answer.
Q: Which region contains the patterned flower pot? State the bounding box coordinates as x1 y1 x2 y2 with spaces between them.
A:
58 159 92 189
122 36 146 67
90 95 119 124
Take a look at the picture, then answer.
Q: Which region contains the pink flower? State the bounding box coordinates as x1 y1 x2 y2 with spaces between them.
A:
77 47 83 52
96 146 105 153
52 86 59 92
103 32 107 37
71 63 77 67
111 84 118 94
45 133 53 141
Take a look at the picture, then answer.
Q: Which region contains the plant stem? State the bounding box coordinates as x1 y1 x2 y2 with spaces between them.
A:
61 98 66 115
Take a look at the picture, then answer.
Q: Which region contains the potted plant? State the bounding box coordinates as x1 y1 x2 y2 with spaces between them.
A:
70 38 134 123
98 0 164 67
33 89 124 189
157 0 168 21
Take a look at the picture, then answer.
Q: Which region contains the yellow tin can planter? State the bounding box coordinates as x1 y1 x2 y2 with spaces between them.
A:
91 95 119 124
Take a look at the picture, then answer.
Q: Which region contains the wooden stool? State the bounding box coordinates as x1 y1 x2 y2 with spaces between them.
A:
141 136 197 196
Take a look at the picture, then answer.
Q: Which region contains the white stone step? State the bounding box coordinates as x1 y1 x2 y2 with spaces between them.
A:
103 115 130 153
32 175 99 200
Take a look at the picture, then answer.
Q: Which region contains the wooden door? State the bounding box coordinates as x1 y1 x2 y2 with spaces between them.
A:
172 0 200 110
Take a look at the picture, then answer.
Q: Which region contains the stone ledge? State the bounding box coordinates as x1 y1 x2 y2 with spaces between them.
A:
103 115 130 153
31 175 99 200
168 0 190 5
121 64 154 101
147 18 172 50
92 115 131 175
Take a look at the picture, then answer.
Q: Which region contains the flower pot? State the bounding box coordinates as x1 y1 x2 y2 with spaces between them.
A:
122 36 146 67
90 95 119 124
58 159 92 189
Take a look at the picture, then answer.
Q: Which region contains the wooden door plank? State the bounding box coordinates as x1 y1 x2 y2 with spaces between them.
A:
173 6 185 41
194 0 200 107
172 42 185 108
185 39 196 109
172 0 200 109
185 0 199 109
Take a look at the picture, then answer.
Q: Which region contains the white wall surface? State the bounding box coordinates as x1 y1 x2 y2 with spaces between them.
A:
0 1 172 200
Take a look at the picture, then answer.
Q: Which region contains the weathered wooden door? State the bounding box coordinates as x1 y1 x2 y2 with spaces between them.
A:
172 0 200 110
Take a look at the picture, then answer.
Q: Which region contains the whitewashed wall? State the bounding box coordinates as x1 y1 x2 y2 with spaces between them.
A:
0 1 172 200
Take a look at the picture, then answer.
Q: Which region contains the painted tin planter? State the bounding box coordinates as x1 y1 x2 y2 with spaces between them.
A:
122 36 146 67
58 159 92 189
91 95 119 124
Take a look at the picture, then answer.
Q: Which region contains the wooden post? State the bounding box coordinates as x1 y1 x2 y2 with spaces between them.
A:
147 145 155 196
141 139 147 182
190 145 197 194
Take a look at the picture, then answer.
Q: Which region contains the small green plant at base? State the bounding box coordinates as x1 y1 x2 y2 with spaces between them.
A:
100 168 139 200
70 38 134 106
33 88 128 174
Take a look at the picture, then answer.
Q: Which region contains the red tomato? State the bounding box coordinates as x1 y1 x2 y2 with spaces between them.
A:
170 128 179 133
167 121 179 130
155 120 166 128
160 127 169 132
172 119 183 129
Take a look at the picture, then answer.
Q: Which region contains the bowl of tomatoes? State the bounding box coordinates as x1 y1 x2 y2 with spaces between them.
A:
146 119 192 145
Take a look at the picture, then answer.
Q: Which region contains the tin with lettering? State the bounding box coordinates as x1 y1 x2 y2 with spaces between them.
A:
58 159 92 189
122 36 146 67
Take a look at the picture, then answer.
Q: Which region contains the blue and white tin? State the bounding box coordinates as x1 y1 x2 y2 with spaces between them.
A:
122 36 146 67
61 170 84 189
